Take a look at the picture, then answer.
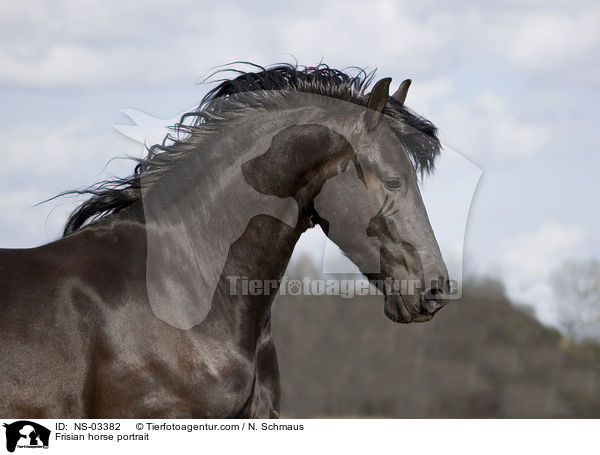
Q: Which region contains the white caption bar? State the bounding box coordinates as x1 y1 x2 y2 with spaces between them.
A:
0 419 595 455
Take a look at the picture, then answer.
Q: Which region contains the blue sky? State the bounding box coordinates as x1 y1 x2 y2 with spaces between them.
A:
1 0 599 328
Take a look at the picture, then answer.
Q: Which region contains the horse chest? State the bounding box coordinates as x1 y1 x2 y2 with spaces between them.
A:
92 331 255 418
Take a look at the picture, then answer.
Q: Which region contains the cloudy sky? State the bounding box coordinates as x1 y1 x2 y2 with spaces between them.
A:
1 0 599 328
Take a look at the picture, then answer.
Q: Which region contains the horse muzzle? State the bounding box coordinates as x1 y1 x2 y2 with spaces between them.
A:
383 287 447 324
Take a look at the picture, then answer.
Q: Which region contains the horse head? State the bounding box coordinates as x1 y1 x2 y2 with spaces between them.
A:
242 77 449 323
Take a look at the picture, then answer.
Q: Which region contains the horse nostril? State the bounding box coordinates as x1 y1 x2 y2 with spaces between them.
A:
422 287 447 314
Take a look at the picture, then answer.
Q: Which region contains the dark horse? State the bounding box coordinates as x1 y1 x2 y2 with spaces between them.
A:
0 64 449 418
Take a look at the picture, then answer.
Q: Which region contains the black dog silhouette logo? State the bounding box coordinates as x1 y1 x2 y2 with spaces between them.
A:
3 421 50 452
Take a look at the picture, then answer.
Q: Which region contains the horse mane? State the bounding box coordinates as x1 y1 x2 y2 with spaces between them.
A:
61 62 440 236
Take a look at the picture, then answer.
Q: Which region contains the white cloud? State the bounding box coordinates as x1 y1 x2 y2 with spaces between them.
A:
0 0 458 86
0 1 270 86
0 185 75 247
506 9 600 80
0 188 41 213
500 222 587 277
0 116 146 246
1 0 599 90
279 1 453 72
497 221 588 325
401 77 453 113
437 91 551 162
0 118 140 176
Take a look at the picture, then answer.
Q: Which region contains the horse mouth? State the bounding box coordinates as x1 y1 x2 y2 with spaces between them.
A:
384 294 433 324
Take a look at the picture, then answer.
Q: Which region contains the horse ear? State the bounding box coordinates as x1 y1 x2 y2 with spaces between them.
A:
242 124 356 201
365 77 391 130
392 79 411 105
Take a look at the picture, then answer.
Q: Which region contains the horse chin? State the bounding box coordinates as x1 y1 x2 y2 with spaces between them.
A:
383 294 433 324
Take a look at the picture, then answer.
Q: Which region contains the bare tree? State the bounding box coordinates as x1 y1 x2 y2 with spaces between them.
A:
551 259 600 342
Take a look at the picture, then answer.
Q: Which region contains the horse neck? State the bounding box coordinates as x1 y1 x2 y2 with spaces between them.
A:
139 107 322 330
193 108 321 286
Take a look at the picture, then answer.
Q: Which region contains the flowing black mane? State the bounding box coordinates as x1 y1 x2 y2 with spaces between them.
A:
61 62 440 236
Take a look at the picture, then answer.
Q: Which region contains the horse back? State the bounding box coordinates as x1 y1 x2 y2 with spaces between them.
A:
0 226 144 417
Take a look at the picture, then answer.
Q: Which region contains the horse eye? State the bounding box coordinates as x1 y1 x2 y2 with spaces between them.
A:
383 178 402 191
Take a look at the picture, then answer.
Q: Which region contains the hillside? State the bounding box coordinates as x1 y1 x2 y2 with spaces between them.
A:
272 279 600 417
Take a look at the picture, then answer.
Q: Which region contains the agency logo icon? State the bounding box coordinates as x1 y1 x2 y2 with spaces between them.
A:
3 421 50 452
